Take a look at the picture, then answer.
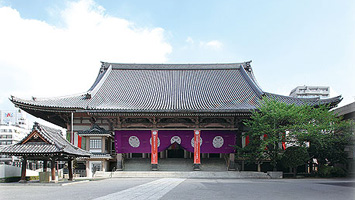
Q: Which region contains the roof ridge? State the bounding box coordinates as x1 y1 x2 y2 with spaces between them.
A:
239 65 264 98
87 64 112 98
101 62 252 70
36 123 63 149
36 123 91 155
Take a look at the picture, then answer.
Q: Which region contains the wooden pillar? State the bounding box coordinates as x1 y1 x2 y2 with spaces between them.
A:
102 160 106 172
51 159 56 182
193 130 201 170
228 153 236 171
116 153 123 170
19 157 27 183
101 137 105 153
86 137 90 151
68 158 73 181
43 160 47 172
86 160 90 177
257 163 261 172
151 130 158 170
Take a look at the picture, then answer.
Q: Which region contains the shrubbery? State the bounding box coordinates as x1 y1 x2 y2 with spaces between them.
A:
0 176 39 183
318 165 347 177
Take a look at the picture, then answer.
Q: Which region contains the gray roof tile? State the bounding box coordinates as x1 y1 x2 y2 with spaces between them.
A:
10 62 342 114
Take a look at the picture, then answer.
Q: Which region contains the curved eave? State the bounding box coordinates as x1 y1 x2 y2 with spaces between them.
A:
315 95 343 108
264 92 343 108
10 97 83 128
0 147 91 158
10 97 83 112
1 152 90 157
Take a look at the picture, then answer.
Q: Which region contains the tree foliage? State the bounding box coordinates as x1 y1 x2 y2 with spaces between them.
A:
240 97 353 171
281 146 309 176
242 98 302 170
294 105 353 166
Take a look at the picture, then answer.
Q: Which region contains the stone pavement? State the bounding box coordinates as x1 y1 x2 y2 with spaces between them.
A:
94 178 185 200
94 171 271 179
0 177 354 200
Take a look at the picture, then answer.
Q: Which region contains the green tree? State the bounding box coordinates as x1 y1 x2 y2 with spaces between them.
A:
241 97 353 172
294 104 353 168
242 97 301 171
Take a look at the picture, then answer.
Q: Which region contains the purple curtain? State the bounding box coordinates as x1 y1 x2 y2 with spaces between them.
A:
115 130 236 153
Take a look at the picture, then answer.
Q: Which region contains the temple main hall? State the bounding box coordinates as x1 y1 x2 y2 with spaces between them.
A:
9 61 341 176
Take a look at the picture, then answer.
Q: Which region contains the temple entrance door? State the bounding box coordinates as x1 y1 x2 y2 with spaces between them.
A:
167 143 184 158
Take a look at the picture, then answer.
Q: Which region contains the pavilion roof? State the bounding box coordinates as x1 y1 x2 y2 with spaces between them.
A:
0 122 91 158
9 61 342 127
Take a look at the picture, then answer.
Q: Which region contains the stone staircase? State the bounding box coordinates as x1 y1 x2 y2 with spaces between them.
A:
122 158 227 171
93 158 274 179
95 171 271 179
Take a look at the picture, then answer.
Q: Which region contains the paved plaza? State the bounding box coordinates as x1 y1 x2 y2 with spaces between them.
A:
0 178 354 200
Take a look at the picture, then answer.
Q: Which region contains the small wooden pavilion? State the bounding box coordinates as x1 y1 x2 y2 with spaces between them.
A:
0 122 91 182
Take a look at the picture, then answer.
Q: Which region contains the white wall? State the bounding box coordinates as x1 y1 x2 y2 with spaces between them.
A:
0 164 39 178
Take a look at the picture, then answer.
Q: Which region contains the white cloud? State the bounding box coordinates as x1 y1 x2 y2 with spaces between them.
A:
185 37 222 50
203 40 223 49
186 36 194 44
0 0 172 103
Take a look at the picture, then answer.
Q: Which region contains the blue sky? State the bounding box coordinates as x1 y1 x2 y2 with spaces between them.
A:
0 0 354 125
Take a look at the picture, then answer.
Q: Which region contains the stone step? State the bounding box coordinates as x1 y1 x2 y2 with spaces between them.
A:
95 171 271 179
122 158 227 171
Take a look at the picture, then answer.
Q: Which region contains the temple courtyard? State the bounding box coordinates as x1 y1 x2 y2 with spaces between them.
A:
0 178 354 200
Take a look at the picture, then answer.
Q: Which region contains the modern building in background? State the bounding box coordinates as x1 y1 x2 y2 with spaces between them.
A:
0 110 30 164
289 86 330 99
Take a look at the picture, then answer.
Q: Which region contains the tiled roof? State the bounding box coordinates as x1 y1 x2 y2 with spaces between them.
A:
10 62 342 115
10 62 263 112
0 123 91 157
78 124 112 136
264 93 342 108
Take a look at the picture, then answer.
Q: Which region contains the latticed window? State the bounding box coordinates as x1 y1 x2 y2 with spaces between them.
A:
90 139 102 149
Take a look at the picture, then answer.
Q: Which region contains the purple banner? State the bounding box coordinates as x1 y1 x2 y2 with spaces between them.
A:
115 130 236 153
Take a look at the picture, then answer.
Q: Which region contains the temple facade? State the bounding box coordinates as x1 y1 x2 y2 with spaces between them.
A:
9 61 342 176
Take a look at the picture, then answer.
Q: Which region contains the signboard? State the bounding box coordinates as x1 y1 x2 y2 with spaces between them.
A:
1 111 16 124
